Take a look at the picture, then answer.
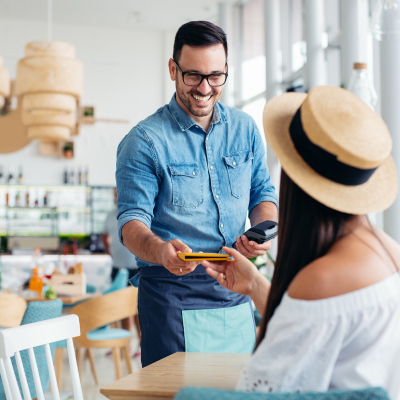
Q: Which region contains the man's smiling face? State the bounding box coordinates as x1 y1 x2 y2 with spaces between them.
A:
170 44 227 120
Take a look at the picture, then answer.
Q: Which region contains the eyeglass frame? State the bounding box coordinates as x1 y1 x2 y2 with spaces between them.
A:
173 59 228 87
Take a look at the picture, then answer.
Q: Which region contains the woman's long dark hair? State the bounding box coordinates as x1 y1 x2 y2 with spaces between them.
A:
255 169 353 349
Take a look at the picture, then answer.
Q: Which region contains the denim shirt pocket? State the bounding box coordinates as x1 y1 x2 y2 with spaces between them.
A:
223 151 254 199
168 163 203 207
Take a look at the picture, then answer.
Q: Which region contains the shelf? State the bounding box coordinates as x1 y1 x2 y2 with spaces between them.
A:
0 206 90 211
0 185 91 192
0 206 57 210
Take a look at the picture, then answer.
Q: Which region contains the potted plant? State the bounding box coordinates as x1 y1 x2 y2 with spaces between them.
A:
63 143 73 158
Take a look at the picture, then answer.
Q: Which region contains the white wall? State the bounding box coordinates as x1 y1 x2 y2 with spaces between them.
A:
0 18 176 186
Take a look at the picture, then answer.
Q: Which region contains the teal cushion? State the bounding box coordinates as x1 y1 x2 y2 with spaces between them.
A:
87 327 131 341
174 387 390 400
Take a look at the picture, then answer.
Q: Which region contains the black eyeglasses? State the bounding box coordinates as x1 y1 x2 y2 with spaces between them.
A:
173 60 228 87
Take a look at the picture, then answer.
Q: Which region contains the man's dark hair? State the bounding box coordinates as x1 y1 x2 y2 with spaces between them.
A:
173 21 227 62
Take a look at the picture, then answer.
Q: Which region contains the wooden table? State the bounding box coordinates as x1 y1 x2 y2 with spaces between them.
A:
24 293 99 305
100 352 250 400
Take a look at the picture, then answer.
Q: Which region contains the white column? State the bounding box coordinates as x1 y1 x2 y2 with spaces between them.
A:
304 0 327 89
340 0 369 88
280 0 293 87
381 38 400 241
325 0 341 87
265 0 281 259
233 4 243 109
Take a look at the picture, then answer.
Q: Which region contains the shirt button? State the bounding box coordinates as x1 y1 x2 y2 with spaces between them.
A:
206 137 209 140
192 172 195 175
210 166 213 170
233 161 236 166
220 224 223 228
216 195 219 198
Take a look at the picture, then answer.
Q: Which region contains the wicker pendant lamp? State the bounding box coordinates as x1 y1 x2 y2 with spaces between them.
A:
0 56 10 108
15 41 83 141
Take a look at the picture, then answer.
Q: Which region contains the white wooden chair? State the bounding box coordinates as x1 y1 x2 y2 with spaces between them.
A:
0 314 83 400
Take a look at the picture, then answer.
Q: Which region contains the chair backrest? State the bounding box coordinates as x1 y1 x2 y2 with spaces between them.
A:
71 286 138 347
102 268 129 295
0 315 83 400
0 294 27 328
0 299 63 400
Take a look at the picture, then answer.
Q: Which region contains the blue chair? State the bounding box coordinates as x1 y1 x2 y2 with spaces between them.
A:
0 299 63 400
103 268 129 294
174 387 390 400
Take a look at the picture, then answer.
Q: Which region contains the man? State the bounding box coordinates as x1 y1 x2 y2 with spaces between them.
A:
116 21 277 367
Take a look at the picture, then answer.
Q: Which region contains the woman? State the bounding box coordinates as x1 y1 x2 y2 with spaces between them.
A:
203 86 400 398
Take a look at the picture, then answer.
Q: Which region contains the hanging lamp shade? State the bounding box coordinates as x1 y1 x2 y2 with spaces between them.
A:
15 40 83 142
0 56 10 108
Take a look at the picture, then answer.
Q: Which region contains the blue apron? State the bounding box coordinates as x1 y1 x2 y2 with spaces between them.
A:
131 265 256 367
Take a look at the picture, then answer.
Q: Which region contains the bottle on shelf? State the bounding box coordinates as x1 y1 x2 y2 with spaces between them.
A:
72 238 78 255
5 190 8 206
26 191 30 207
18 165 23 184
0 165 3 184
69 167 75 185
7 166 15 184
34 193 39 207
85 166 89 185
64 167 69 185
78 166 83 185
43 191 48 206
15 191 20 207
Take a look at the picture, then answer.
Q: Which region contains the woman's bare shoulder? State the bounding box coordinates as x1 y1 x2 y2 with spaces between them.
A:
287 229 399 301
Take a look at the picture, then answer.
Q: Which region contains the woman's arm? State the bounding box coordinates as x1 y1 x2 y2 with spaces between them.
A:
203 246 271 314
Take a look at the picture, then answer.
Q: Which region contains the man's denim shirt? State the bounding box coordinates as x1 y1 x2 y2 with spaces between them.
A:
116 94 278 268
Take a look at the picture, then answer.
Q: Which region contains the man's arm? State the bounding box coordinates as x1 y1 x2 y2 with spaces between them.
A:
116 128 200 276
235 201 278 257
249 200 278 227
121 218 201 276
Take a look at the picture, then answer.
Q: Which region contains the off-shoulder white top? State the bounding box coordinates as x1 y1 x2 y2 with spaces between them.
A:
237 273 400 400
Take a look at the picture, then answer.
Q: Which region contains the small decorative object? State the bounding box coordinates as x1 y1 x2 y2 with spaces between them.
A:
347 63 378 110
0 56 10 109
44 285 57 299
15 41 83 141
63 142 74 158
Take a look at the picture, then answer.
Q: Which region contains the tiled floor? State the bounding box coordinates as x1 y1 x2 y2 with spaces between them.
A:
58 329 141 400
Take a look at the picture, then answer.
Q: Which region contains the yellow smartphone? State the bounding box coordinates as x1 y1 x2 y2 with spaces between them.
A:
177 252 231 261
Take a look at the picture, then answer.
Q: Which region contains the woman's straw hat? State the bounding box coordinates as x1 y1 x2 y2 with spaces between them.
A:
263 86 397 215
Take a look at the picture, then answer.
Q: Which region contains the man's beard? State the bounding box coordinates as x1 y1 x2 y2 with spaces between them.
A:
176 83 219 118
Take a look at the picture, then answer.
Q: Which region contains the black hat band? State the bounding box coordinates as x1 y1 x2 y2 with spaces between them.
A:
289 107 377 186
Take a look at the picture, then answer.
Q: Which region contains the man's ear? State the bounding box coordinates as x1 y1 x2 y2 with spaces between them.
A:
168 58 176 81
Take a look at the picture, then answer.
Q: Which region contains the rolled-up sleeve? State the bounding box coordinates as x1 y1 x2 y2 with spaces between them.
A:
116 126 160 244
248 124 278 213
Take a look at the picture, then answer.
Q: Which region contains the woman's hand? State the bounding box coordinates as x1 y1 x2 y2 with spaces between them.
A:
202 246 260 296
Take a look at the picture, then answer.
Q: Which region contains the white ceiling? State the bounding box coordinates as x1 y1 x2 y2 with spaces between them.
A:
0 0 239 31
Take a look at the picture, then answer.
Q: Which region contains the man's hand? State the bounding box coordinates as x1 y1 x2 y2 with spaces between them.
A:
161 239 200 276
235 235 271 258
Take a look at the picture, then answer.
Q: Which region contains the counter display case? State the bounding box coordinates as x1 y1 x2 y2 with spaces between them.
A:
0 185 115 237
